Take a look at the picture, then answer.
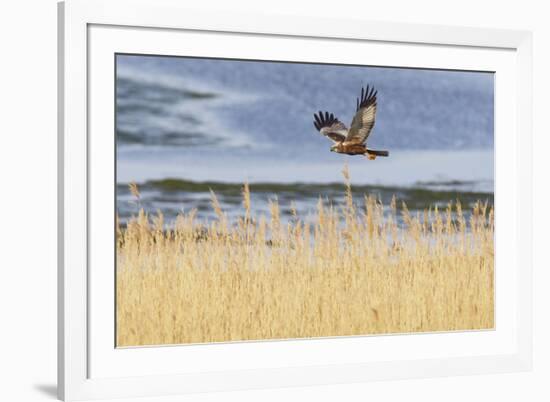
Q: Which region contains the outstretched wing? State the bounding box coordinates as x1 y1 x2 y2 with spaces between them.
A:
313 111 348 143
346 85 377 144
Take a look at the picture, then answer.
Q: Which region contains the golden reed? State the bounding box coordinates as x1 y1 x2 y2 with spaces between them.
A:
116 167 494 347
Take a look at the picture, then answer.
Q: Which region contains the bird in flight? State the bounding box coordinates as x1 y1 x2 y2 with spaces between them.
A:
313 85 389 160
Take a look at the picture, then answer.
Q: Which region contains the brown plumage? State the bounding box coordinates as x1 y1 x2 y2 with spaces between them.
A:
313 85 389 159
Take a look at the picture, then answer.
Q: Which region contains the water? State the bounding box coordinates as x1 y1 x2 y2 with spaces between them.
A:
116 54 494 224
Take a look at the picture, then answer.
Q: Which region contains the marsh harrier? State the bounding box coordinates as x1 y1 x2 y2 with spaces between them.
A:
313 85 389 160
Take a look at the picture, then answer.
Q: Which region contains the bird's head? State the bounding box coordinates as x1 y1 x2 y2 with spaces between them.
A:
330 144 338 152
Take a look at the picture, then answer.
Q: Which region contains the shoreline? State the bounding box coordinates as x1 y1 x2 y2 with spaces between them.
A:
116 148 494 192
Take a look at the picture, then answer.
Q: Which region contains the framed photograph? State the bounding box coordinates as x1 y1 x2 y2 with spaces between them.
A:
58 0 533 400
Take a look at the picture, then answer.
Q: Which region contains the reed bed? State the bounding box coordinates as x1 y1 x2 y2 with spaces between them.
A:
116 167 494 347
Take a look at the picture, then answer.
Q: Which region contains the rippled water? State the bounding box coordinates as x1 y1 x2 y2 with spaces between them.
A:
116 54 494 223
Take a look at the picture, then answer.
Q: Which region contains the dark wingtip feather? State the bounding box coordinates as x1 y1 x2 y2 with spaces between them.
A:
313 110 340 132
357 84 377 110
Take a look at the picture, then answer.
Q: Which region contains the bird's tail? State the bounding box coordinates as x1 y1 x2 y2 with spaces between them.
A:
366 149 389 157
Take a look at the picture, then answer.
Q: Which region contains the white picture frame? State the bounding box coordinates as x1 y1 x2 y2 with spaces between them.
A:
58 0 533 400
